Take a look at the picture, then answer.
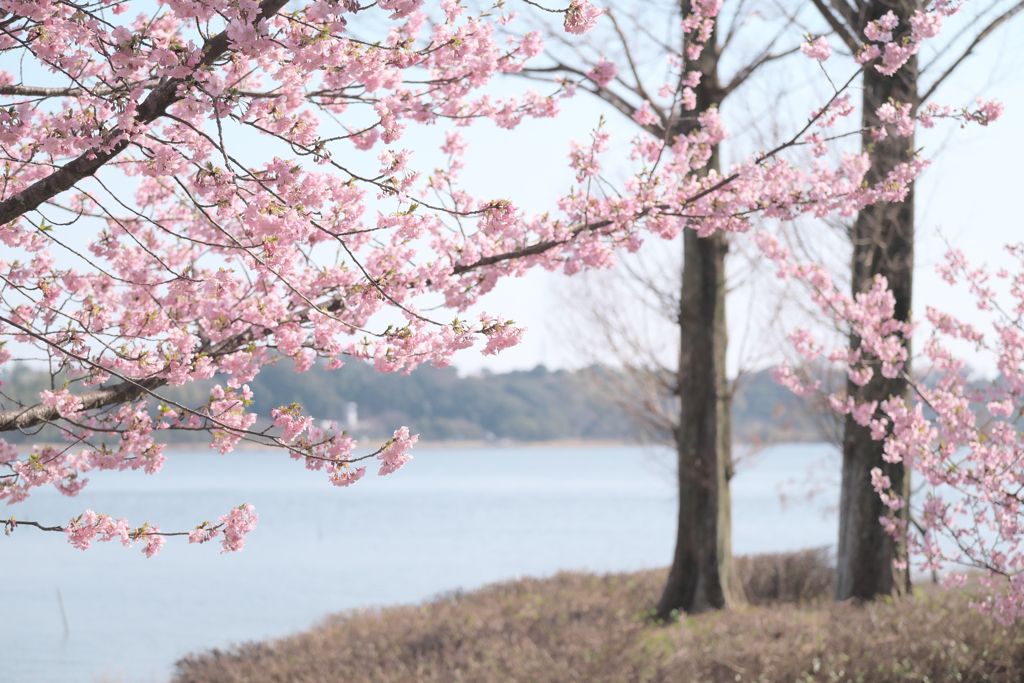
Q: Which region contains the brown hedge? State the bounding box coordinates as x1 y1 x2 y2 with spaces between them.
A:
172 556 1024 683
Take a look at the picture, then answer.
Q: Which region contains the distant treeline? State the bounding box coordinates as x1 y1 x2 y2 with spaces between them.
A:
0 362 827 444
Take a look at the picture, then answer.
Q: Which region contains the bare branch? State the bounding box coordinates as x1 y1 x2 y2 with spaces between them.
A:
723 45 801 97
810 0 860 52
604 8 657 107
918 1 1024 105
0 81 153 97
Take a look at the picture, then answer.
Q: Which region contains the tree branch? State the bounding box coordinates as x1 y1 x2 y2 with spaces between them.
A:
917 1 1024 105
0 80 156 98
722 45 800 97
810 0 860 52
0 377 166 432
0 291 348 433
0 0 290 227
604 8 657 108
450 229 586 275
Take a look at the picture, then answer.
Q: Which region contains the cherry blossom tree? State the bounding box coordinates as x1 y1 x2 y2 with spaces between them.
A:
0 0 992 571
764 235 1024 623
808 0 1024 604
757 10 1022 618
0 0 599 553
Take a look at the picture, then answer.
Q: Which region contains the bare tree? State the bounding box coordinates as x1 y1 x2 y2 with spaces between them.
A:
523 0 804 617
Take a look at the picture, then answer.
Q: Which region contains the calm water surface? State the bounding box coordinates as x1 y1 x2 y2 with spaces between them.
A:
1 442 839 683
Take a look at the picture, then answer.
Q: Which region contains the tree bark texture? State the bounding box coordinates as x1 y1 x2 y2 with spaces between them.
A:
655 6 742 617
836 0 917 601
656 225 742 617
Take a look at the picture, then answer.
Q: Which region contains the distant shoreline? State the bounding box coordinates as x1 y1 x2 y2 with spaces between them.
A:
10 437 645 455
407 437 641 450
212 436 646 452
11 436 833 454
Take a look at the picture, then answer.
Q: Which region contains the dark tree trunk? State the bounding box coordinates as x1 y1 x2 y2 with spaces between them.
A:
656 226 742 618
655 8 742 617
836 1 917 601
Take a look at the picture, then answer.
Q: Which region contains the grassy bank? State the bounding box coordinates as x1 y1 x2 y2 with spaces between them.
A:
173 552 1023 683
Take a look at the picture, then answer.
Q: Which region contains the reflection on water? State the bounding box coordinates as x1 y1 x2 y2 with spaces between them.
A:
1 442 839 683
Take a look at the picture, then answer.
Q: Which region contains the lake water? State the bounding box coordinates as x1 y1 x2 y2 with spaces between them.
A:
1 442 840 683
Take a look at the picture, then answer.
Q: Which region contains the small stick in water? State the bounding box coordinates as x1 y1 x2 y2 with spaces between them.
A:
56 588 69 636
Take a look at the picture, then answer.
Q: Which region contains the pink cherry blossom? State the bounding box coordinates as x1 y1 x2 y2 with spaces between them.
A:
800 36 831 62
219 504 258 553
563 1 604 35
377 427 418 476
586 59 618 87
632 101 659 126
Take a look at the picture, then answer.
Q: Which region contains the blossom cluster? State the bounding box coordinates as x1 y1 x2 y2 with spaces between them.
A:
856 4 960 76
564 1 603 35
53 502 258 557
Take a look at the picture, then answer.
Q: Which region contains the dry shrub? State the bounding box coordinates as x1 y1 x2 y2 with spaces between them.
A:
173 560 1024 683
736 547 834 605
656 587 1024 683
173 570 667 683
